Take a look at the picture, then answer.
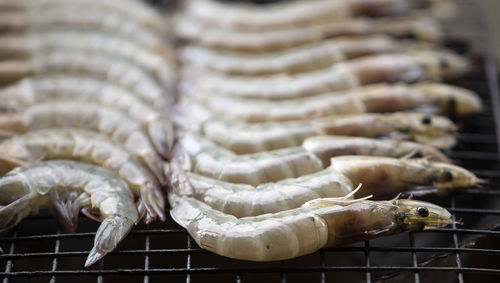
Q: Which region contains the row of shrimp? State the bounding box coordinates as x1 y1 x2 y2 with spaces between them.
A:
168 0 486 262
0 0 176 266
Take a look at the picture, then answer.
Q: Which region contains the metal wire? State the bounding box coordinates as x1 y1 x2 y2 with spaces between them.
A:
1 0 500 282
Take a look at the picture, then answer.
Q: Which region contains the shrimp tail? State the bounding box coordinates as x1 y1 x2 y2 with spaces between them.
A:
148 119 175 160
140 186 166 223
49 190 91 233
0 175 33 231
85 216 135 267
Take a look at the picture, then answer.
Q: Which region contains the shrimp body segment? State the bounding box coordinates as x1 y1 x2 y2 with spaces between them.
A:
0 128 165 223
0 160 138 266
0 76 175 157
168 191 453 261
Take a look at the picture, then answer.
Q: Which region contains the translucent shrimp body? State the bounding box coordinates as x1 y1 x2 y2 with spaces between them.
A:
169 153 479 218
188 82 481 123
185 51 468 100
0 76 175 157
168 191 454 261
176 104 457 153
0 101 166 188
174 133 449 186
0 6 165 47
0 129 164 223
181 35 432 76
0 160 138 266
0 50 169 108
176 14 442 52
0 32 176 92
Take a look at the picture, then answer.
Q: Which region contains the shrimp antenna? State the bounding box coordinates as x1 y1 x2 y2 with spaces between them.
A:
342 183 363 199
390 193 402 203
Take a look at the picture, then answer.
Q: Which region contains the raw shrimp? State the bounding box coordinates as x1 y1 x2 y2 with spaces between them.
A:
0 129 165 223
190 82 481 122
174 133 449 186
0 160 138 266
176 14 442 52
180 36 432 76
170 152 477 217
175 103 457 153
0 50 171 108
0 32 177 92
182 0 452 31
0 101 167 188
0 76 175 157
328 155 483 196
168 169 455 261
0 0 166 32
0 7 165 48
184 51 468 100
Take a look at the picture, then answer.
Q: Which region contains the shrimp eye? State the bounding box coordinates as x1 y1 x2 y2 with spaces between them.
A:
442 169 454 182
421 115 432 125
413 150 423 158
417 207 429 217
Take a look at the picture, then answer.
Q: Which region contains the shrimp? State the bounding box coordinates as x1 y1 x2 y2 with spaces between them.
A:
0 0 166 33
170 151 477 218
175 103 457 153
176 14 442 52
0 50 171 108
0 160 138 266
190 82 481 123
174 133 449 186
0 6 166 45
0 101 167 188
180 36 432 76
0 129 164 223
181 0 411 31
0 76 175 157
184 51 468 100
168 173 455 261
0 32 176 92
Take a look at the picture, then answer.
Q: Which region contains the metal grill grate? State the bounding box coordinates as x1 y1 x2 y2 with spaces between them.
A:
1 0 500 282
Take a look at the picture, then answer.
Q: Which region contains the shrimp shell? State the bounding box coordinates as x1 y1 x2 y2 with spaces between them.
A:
190 82 481 123
0 76 175 157
180 36 432 76
176 14 442 52
0 7 165 47
182 0 451 31
168 164 454 261
0 129 164 223
0 32 177 92
0 101 166 188
0 160 138 266
0 0 166 32
174 133 449 186
184 51 468 100
175 103 457 153
170 153 478 217
0 50 171 108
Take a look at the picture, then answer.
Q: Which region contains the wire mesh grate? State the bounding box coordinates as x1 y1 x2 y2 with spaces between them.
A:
1 0 500 282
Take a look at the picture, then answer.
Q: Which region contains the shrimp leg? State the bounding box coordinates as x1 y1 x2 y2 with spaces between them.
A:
0 160 138 266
